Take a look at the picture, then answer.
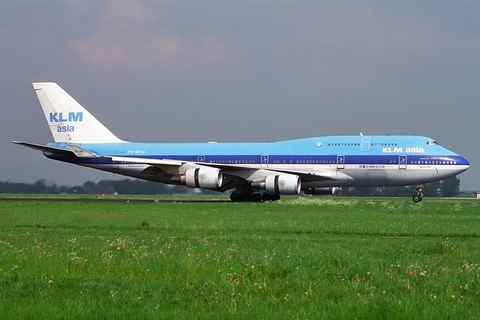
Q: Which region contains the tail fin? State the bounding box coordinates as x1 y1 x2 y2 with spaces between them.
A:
33 82 125 143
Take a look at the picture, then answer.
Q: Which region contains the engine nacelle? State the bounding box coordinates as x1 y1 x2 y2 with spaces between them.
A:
303 187 336 195
184 167 223 189
264 174 301 194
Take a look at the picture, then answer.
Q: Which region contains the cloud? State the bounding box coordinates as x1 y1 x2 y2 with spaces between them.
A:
69 0 228 73
276 5 480 98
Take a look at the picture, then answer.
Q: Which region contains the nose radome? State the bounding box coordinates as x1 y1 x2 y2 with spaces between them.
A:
458 156 470 173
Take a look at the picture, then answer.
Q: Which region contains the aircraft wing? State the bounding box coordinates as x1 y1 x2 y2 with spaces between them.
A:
110 156 335 181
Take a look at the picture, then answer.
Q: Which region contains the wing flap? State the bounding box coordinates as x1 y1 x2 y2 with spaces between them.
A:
269 168 333 179
110 156 185 167
198 162 334 180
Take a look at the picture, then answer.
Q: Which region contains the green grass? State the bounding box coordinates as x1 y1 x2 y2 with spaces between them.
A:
1 196 480 319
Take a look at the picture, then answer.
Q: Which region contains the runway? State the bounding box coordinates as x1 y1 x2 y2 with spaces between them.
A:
0 198 230 203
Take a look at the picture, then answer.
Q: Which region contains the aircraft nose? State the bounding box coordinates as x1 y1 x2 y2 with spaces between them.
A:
457 155 470 173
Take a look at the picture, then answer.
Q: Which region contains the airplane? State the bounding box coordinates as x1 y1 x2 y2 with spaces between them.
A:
13 82 470 202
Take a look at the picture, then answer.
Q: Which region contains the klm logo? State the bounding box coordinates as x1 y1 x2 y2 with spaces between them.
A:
382 146 425 154
49 112 83 123
49 112 83 133
382 147 403 153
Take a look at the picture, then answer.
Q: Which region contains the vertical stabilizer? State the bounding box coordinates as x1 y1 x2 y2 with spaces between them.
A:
33 82 124 143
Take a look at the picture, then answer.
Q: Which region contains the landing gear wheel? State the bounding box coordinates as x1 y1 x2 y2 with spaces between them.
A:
230 189 281 202
412 187 423 203
262 193 280 202
412 194 422 203
251 193 263 202
230 188 261 202
230 192 240 202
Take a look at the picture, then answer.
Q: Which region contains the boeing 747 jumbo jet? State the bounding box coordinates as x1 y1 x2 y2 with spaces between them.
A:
13 83 470 202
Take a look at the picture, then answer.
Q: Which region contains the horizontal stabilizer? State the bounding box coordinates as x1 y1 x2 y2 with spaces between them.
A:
11 141 101 159
11 141 75 156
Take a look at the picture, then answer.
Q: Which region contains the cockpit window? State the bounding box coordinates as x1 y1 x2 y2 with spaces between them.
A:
425 140 438 146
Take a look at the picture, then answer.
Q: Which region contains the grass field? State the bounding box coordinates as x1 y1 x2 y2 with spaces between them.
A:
1 196 479 319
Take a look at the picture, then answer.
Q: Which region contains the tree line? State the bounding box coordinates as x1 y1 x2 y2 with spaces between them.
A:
0 179 191 195
342 176 461 197
0 176 463 197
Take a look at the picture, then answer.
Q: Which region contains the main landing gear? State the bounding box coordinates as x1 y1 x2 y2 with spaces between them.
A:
230 188 281 202
412 187 423 203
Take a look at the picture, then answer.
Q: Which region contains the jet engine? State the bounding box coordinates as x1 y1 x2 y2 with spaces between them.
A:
184 167 223 189
303 187 336 195
252 174 301 194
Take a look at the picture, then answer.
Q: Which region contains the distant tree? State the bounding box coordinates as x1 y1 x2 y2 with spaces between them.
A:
32 180 51 193
440 176 460 197
83 181 97 190
0 180 60 194
104 179 191 195
57 185 71 194
343 187 374 197
382 186 412 197
0 181 33 193
423 181 441 197
347 182 442 198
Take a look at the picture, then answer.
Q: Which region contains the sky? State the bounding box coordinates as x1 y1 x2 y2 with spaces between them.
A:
1 0 479 190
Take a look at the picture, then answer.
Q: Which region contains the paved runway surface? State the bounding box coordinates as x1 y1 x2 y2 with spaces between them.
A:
0 198 229 203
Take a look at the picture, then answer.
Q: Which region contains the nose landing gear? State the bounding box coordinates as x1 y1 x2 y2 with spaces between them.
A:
412 187 423 203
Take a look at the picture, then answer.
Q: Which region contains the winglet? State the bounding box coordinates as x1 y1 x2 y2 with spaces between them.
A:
33 82 125 143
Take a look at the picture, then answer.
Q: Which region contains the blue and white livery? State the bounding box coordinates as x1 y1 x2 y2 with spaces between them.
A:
13 82 470 202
